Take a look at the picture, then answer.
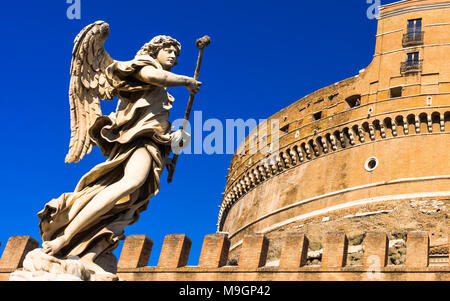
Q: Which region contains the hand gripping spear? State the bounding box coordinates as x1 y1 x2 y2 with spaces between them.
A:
167 35 211 183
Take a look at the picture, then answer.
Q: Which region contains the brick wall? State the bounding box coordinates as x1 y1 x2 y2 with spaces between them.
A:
0 231 448 281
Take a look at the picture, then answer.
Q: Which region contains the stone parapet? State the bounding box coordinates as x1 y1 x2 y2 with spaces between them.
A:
0 236 39 271
0 231 447 281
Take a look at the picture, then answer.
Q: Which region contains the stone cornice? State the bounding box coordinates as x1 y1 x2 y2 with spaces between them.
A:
378 1 450 20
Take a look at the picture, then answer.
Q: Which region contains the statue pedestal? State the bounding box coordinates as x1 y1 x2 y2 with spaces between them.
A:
9 249 119 281
10 269 86 281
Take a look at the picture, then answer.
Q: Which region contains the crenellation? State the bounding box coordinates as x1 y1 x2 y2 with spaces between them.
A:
19 1 445 283
198 234 230 268
0 231 448 280
0 236 39 271
363 232 389 268
238 234 269 269
321 233 349 268
406 231 430 268
157 234 192 268
279 233 309 268
118 235 153 269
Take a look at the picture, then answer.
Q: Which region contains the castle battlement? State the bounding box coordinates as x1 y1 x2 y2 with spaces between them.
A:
0 231 448 281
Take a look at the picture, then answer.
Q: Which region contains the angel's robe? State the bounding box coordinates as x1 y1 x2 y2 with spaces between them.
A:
38 55 174 259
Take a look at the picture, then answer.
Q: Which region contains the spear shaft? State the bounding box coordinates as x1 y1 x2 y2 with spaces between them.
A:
167 35 210 183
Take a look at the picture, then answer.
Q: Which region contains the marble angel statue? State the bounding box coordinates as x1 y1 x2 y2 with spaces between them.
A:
36 21 201 279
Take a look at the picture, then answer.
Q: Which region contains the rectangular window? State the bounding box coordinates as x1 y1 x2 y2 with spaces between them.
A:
407 52 419 64
390 87 402 98
404 19 423 47
401 51 422 74
407 19 422 36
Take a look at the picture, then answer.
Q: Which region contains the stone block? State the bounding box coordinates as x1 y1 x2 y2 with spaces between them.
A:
406 231 429 267
321 232 348 268
279 233 309 268
198 233 230 268
118 235 153 269
0 236 39 270
238 234 269 269
363 232 389 268
157 234 191 268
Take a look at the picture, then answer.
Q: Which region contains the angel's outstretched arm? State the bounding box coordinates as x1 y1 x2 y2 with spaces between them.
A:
135 66 201 94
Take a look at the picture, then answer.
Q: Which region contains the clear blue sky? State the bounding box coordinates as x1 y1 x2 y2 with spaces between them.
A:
0 0 399 266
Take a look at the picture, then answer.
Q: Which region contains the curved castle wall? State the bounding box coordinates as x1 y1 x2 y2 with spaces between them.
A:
218 0 450 249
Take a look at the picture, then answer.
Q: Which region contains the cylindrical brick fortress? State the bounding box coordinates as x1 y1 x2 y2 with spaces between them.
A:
218 0 450 253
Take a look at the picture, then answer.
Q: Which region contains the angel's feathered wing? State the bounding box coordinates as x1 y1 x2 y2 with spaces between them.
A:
65 21 115 163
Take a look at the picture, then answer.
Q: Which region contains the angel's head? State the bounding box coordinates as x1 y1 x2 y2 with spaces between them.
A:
136 35 181 71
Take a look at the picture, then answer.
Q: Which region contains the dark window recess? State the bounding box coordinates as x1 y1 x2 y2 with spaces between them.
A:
280 124 289 133
314 98 324 104
407 51 420 63
313 112 322 120
328 93 338 100
345 95 361 108
390 87 403 98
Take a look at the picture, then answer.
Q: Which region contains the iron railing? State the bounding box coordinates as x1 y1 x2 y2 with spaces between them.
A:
402 31 424 47
401 59 423 74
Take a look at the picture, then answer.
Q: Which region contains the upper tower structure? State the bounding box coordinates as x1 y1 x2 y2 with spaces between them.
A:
218 0 450 251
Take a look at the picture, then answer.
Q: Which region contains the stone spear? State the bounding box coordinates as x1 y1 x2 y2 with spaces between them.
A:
167 35 211 183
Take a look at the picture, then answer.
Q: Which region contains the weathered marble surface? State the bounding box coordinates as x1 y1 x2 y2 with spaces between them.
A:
9 249 120 281
16 20 202 280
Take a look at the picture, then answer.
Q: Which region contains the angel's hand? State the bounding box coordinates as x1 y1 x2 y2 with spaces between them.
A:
170 130 191 154
186 78 202 95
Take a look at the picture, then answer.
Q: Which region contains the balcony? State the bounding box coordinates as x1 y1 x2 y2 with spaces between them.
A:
402 31 424 47
400 59 423 74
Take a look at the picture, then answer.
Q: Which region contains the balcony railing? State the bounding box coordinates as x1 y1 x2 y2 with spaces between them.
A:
402 31 424 47
400 59 423 74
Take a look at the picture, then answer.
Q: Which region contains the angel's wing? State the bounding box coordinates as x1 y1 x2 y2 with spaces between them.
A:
65 21 115 163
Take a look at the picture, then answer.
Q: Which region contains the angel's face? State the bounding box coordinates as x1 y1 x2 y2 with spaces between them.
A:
156 45 178 70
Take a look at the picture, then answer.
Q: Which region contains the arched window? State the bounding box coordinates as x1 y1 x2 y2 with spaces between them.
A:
345 94 361 108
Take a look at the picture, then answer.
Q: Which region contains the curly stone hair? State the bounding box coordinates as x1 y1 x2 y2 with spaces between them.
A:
136 35 181 62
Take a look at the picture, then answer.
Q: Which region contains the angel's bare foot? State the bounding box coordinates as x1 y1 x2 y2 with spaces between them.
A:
42 236 68 256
